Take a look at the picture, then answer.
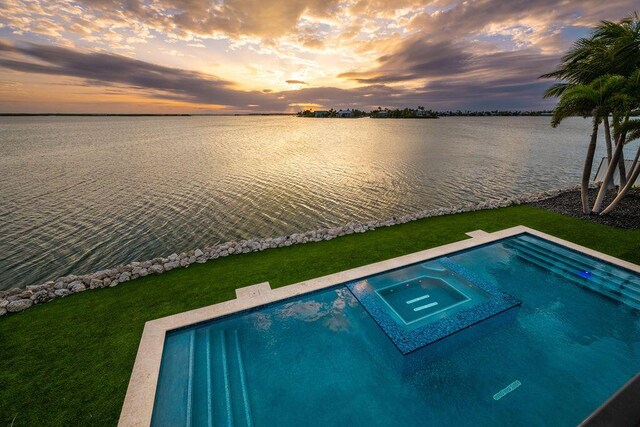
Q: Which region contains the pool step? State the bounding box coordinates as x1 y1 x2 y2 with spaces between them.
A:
513 238 640 302
506 239 640 310
187 331 196 427
232 330 253 427
189 329 253 427
519 235 640 292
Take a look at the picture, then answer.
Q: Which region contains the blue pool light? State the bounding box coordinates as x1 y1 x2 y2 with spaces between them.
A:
579 270 592 279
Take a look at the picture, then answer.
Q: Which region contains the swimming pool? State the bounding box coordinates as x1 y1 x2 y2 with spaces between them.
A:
121 227 640 426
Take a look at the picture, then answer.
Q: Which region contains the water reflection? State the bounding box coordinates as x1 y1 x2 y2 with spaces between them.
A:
249 288 359 333
0 116 605 289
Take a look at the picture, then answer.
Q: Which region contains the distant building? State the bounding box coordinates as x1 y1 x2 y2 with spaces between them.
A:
377 110 388 118
415 109 427 117
336 109 353 118
314 111 330 118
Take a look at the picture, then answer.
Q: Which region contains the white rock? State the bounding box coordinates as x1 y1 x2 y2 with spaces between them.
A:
30 290 50 304
149 265 164 275
164 261 179 271
54 289 71 297
194 249 204 257
7 299 33 312
67 280 83 290
71 283 86 293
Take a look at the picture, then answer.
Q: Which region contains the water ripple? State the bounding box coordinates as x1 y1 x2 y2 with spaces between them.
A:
0 115 607 289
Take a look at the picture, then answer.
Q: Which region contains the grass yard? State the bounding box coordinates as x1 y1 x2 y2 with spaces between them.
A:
1 205 639 426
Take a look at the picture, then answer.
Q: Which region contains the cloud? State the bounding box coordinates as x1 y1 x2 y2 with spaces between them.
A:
75 0 341 39
339 39 469 83
0 39 574 111
0 41 277 109
1 0 639 112
0 40 414 110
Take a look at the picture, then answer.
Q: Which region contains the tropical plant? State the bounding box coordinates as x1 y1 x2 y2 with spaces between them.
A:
551 75 626 213
542 12 640 215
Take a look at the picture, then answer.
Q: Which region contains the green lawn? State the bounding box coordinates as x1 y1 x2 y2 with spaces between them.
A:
1 205 639 426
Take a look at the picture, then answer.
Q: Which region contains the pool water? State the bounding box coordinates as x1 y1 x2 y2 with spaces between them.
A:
152 234 640 426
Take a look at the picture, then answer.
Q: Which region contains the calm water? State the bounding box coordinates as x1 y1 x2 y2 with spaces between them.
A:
0 116 600 290
152 235 640 426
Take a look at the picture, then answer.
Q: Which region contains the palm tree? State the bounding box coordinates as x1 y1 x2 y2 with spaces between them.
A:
551 76 625 213
543 13 640 214
542 37 617 161
589 13 640 209
600 121 640 214
599 68 640 213
591 70 640 213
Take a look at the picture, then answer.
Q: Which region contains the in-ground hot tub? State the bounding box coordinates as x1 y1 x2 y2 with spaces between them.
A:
347 257 519 353
377 275 474 324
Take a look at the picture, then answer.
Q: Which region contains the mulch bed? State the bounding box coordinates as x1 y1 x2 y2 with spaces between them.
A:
530 188 640 229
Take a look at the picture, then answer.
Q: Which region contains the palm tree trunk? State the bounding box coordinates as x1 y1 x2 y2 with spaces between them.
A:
580 119 599 214
592 133 625 213
618 148 627 190
600 145 640 215
604 116 613 161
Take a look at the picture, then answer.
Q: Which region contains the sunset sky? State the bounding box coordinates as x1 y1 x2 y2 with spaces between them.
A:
0 0 638 113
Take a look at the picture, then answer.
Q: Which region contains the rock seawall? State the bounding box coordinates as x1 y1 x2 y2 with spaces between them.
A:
0 187 575 317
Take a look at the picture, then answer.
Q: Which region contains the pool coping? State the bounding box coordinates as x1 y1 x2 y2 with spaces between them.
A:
118 225 640 426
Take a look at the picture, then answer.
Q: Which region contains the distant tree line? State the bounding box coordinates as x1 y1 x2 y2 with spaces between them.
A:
297 108 553 118
297 108 368 118
436 110 552 116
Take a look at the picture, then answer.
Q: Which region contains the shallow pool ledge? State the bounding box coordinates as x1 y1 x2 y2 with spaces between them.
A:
118 225 640 427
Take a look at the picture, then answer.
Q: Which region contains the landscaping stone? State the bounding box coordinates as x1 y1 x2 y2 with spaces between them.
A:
67 280 82 290
71 283 86 293
163 261 179 271
54 289 71 297
31 290 50 304
530 188 640 229
149 265 164 275
7 299 33 312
